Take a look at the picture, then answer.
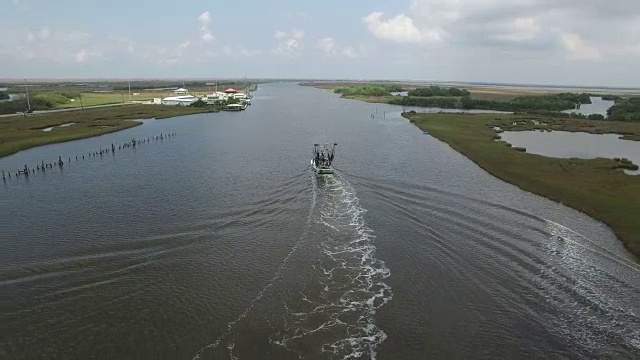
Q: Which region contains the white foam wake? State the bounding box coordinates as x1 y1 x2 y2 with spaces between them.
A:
271 174 393 359
541 220 640 353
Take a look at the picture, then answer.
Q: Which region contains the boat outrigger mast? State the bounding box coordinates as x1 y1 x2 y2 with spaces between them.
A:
311 143 337 175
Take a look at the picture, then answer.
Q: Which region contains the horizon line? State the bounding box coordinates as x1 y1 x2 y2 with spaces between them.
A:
0 77 639 90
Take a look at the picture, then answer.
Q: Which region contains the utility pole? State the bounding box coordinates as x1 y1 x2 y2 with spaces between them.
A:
121 93 125 104
24 79 31 112
128 80 131 102
79 93 84 110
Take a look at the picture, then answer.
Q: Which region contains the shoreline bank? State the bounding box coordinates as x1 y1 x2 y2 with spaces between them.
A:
0 104 219 158
403 112 640 260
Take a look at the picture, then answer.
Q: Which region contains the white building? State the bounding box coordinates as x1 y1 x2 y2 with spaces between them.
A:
205 92 229 104
162 95 199 106
173 88 189 95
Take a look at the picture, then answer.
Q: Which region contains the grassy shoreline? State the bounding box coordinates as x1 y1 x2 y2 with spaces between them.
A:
0 104 219 158
403 112 640 259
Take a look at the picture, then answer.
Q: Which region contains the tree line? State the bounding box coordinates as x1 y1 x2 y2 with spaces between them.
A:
607 97 640 121
390 92 595 113
407 85 470 97
0 91 81 114
334 84 403 96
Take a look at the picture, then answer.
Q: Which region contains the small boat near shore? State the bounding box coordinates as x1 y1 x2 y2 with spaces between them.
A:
222 103 248 111
312 143 337 175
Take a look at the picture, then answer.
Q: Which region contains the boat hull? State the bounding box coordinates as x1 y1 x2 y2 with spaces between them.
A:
311 159 335 174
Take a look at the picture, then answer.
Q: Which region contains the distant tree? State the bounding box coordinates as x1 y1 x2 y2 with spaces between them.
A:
601 94 621 101
587 113 605 120
189 99 209 107
0 91 9 100
408 86 469 97
607 97 640 121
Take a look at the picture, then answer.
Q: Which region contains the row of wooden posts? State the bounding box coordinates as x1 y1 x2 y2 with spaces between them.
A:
2 132 176 182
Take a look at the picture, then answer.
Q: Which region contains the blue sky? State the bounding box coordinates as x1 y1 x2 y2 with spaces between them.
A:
2 0 640 86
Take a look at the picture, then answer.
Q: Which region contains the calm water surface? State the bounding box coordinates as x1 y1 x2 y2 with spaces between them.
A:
500 131 640 175
1 83 639 359
561 96 615 117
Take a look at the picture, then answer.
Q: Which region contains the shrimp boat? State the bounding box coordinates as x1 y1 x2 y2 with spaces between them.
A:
312 143 337 175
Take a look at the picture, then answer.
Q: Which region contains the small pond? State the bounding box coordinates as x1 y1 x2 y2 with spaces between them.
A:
390 91 409 97
561 96 614 117
499 130 640 175
42 123 76 132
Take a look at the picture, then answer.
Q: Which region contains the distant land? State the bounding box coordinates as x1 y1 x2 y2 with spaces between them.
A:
1 78 640 91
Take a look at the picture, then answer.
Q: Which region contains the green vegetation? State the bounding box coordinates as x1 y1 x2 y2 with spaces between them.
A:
32 91 78 107
388 92 594 113
408 85 470 97
0 80 257 113
466 91 524 102
0 91 9 100
613 158 639 171
59 93 128 108
0 98 51 114
403 112 640 258
0 91 118 114
189 99 209 107
587 114 605 120
601 94 622 101
0 104 219 158
493 114 640 140
334 84 403 97
607 97 640 121
5 80 255 94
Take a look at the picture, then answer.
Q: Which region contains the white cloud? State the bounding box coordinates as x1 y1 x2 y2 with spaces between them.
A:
13 28 96 63
363 12 423 43
561 33 601 60
37 27 51 40
316 37 336 54
272 29 305 56
158 40 191 65
64 32 91 43
109 36 136 53
341 46 357 58
198 11 211 25
220 45 261 58
177 40 191 51
201 30 214 42
316 37 365 58
198 11 215 42
74 48 101 63
495 18 540 42
240 47 261 57
372 0 639 61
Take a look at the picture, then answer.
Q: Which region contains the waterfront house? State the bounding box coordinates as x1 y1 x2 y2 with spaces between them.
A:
173 88 189 95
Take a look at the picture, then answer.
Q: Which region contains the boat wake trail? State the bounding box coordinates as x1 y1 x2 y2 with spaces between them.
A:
193 172 391 359
540 220 640 354
270 174 392 359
